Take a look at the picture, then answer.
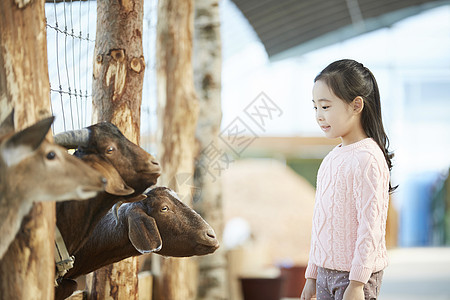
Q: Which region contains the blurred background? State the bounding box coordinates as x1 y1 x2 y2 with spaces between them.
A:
45 0 450 299
220 0 450 246
219 2 450 299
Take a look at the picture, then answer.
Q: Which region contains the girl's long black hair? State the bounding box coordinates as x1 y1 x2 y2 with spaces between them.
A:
315 59 397 193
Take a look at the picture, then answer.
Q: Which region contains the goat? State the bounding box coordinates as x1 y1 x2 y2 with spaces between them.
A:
55 187 219 299
0 111 105 259
54 122 161 256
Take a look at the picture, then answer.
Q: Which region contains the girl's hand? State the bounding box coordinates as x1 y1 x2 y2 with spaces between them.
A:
343 280 364 300
300 278 316 300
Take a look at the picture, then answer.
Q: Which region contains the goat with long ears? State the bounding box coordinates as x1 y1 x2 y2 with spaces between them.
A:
55 187 219 299
0 110 105 259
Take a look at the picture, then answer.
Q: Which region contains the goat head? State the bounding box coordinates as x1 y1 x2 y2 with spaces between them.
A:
54 122 161 196
0 111 105 259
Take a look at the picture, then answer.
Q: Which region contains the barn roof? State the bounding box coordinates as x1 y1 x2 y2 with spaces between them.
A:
230 0 449 60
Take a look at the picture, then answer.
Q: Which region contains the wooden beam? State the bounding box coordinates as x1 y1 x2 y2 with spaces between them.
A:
138 271 153 300
193 0 229 298
86 0 145 298
0 0 55 298
153 0 199 298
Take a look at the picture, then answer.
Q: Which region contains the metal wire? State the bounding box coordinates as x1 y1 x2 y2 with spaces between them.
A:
46 0 95 134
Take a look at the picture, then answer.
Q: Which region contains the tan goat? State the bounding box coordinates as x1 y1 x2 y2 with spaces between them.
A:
0 111 105 259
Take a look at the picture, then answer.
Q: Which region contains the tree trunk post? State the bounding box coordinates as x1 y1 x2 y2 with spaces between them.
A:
193 0 228 299
86 0 145 299
153 0 199 299
90 0 145 143
0 0 55 299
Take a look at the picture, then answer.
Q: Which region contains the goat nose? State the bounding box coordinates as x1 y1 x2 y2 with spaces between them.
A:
151 160 159 166
201 228 219 248
205 229 216 240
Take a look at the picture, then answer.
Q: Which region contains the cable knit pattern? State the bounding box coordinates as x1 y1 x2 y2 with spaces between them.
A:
305 138 389 283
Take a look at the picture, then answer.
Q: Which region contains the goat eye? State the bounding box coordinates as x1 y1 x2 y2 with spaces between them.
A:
161 206 169 212
46 151 56 160
106 146 115 154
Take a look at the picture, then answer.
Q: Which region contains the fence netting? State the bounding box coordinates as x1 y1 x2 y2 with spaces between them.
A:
45 0 157 153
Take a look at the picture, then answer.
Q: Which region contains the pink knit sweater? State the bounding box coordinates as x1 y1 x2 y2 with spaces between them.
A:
305 138 389 283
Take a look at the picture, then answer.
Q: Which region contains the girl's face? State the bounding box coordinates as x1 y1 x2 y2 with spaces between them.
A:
312 80 365 145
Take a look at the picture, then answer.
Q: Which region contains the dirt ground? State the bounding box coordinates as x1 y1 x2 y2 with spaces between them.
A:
222 158 316 268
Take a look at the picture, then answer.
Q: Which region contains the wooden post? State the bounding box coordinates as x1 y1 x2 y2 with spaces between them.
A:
90 0 146 143
0 0 55 299
138 271 153 300
86 0 145 299
193 0 228 299
153 0 199 299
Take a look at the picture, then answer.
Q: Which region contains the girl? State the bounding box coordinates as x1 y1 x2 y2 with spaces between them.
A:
300 59 396 300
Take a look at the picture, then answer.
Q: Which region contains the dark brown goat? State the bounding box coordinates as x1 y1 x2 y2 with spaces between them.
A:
55 187 219 300
55 122 161 255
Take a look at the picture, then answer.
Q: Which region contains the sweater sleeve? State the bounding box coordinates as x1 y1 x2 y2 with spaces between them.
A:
305 262 318 279
349 154 388 283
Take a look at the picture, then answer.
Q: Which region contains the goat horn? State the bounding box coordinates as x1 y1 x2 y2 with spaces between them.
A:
53 128 90 149
112 201 123 226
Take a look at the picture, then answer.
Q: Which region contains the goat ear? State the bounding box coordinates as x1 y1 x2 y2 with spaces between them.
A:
81 155 134 196
0 109 15 137
0 116 54 167
127 208 162 254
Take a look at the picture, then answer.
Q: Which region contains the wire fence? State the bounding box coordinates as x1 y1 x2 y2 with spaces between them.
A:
45 0 158 153
45 0 96 133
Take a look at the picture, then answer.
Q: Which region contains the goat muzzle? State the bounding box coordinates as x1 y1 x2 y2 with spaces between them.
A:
199 228 220 248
